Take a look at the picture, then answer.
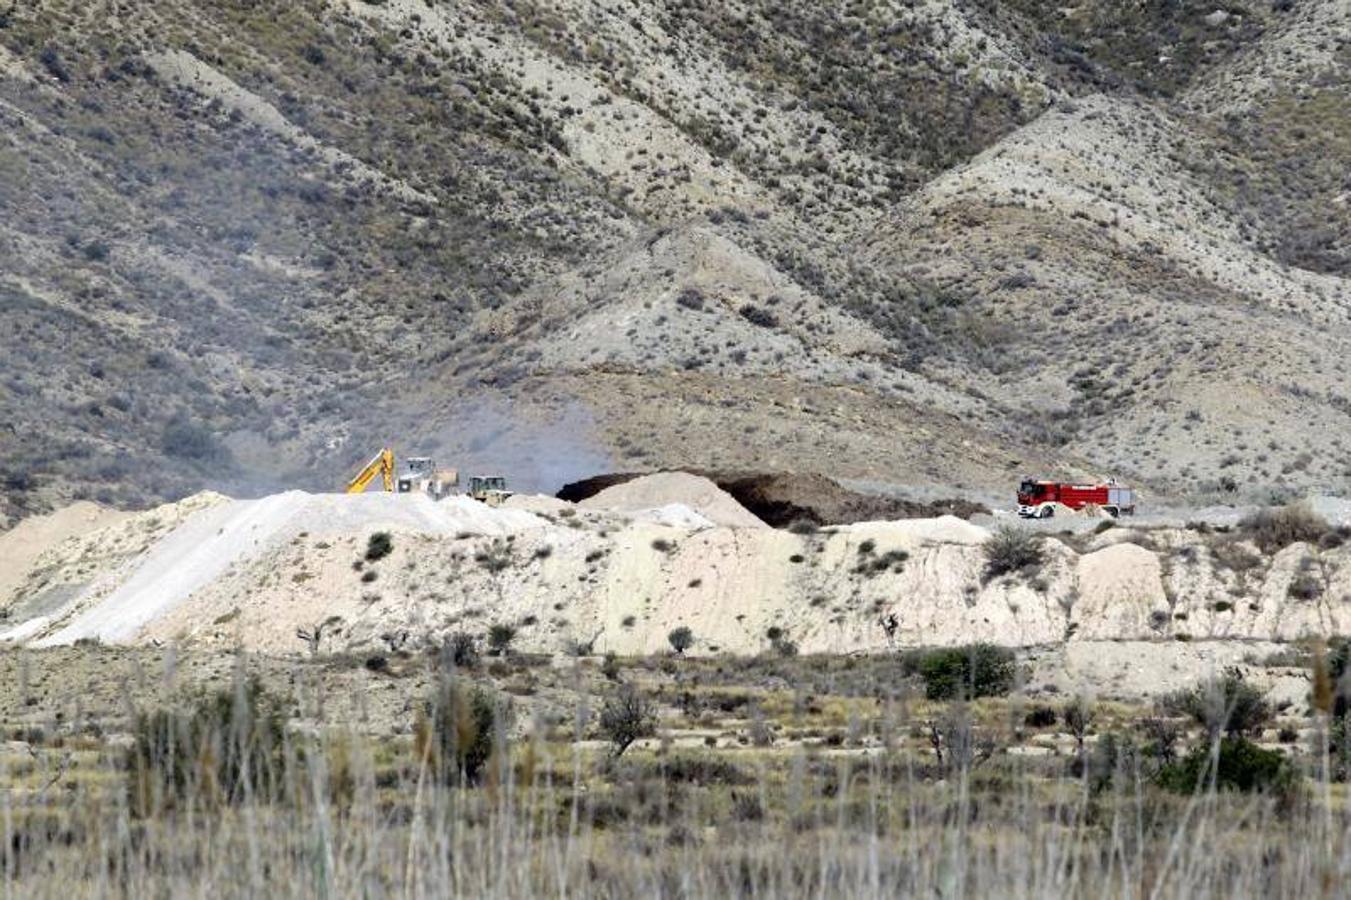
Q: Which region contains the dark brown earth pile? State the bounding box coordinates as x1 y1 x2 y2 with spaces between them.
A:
557 471 987 527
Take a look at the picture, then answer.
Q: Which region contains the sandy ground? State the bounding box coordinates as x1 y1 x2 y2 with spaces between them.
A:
0 501 130 604
1030 640 1311 711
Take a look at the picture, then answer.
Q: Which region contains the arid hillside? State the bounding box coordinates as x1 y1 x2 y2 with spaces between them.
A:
5 482 1349 675
0 0 1348 524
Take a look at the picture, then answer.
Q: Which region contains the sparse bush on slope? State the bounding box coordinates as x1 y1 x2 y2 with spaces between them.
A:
418 676 504 785
1239 502 1331 554
160 415 230 465
1158 669 1272 741
983 526 1044 580
364 531 394 562
127 677 288 815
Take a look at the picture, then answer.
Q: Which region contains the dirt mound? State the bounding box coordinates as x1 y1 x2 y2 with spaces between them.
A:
557 473 639 503
715 472 988 527
559 470 987 527
503 494 577 516
579 472 766 529
23 492 546 647
0 501 129 606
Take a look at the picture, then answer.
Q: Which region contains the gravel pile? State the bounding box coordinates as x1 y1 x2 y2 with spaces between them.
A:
32 491 544 646
580 472 766 528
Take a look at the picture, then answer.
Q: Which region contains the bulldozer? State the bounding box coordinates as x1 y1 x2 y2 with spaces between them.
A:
467 474 513 507
345 448 508 505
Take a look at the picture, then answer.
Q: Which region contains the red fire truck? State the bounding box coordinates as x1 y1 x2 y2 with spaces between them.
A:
1016 478 1135 519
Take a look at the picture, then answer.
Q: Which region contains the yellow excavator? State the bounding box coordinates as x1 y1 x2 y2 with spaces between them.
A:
346 447 395 494
345 448 487 502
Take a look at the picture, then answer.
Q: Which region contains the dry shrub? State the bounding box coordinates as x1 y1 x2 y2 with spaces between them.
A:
983 526 1044 580
1239 502 1329 554
416 676 504 785
127 677 289 816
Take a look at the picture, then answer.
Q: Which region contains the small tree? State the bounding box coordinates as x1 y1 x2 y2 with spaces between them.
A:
598 684 656 757
1141 716 1183 766
487 623 517 657
443 632 479 669
983 526 1044 580
928 704 997 776
668 626 694 656
1063 696 1095 765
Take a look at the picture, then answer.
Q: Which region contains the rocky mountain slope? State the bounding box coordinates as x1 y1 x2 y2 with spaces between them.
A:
0 0 1347 524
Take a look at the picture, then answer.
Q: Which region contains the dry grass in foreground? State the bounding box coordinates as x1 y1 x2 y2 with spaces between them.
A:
0 644 1348 897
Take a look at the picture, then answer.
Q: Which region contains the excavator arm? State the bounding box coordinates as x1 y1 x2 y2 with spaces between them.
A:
346 448 394 494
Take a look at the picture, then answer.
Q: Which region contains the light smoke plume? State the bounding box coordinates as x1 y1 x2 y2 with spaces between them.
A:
423 398 613 496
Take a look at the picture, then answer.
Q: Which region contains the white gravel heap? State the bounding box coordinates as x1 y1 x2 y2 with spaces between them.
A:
580 472 766 528
33 491 544 646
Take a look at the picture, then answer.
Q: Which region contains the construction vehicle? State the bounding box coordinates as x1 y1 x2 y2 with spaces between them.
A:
346 448 395 494
345 448 504 504
1017 478 1135 519
346 449 458 499
396 456 460 500
467 474 512 507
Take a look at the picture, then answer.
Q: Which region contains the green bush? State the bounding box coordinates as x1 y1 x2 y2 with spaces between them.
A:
365 531 394 562
127 677 288 815
1086 731 1141 793
1328 639 1350 780
1156 737 1298 796
905 643 1016 700
983 526 1044 580
160 416 229 464
419 677 503 784
1158 670 1271 740
1024 705 1057 728
487 623 517 656
1331 639 1350 720
668 626 694 655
